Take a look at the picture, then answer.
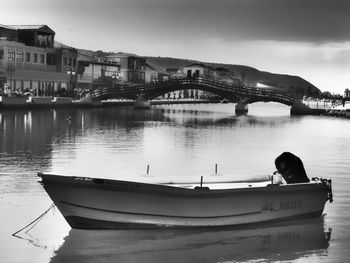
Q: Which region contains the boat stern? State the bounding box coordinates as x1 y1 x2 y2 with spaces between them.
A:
311 177 333 203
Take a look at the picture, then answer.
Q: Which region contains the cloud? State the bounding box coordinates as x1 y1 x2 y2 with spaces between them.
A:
113 0 350 43
6 0 349 44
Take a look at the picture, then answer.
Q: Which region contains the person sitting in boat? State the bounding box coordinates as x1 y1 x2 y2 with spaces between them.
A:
274 152 310 184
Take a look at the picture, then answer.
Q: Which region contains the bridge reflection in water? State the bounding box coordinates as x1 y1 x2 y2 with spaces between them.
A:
51 217 330 263
92 78 296 114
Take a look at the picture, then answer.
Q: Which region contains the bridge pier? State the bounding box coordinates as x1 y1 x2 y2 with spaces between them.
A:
290 100 327 115
290 100 309 115
134 99 151 109
235 102 248 115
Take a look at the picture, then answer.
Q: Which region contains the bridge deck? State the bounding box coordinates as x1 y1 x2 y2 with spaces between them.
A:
91 77 296 106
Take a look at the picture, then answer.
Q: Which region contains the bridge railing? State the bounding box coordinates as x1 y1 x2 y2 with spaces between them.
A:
140 77 296 103
91 77 296 104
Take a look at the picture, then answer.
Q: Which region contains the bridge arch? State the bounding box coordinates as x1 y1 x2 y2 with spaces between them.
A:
142 82 241 102
92 78 296 107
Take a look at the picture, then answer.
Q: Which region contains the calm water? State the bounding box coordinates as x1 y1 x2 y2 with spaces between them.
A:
0 103 349 263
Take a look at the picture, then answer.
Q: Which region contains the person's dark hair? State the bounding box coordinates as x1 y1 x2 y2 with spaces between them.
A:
275 152 310 184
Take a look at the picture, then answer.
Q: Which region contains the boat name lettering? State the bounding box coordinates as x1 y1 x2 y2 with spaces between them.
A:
279 200 302 210
262 199 302 212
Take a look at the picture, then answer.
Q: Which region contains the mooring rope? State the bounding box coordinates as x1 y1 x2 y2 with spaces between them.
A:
12 203 55 237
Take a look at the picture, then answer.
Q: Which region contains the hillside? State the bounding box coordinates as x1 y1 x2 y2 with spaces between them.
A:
146 57 322 98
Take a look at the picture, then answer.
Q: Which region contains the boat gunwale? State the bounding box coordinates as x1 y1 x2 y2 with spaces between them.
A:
39 173 330 198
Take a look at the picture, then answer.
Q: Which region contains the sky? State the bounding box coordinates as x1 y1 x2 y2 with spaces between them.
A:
2 0 350 94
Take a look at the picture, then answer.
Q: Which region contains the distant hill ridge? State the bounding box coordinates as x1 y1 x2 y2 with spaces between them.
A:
146 56 321 97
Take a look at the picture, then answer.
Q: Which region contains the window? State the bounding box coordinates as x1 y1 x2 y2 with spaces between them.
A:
40 54 45 64
68 58 72 66
63 57 67 66
73 58 76 67
46 54 56 65
0 49 3 60
33 53 38 63
25 52 31 62
16 51 24 62
128 58 134 70
8 51 15 61
113 58 121 63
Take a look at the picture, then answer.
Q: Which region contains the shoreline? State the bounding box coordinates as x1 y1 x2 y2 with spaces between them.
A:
0 98 219 110
1 97 349 119
324 108 350 119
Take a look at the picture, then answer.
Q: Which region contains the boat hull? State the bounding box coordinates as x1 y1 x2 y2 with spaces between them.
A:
39 173 332 229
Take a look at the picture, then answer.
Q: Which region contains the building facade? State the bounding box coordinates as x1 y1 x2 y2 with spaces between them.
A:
77 60 120 93
0 25 77 97
183 63 214 79
183 63 241 85
107 53 145 83
145 62 169 83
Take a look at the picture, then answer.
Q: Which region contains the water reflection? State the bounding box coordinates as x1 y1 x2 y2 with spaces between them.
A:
0 107 169 160
0 106 293 156
51 217 330 263
160 107 294 128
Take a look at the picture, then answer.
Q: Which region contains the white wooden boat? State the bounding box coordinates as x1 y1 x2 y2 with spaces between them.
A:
38 172 333 229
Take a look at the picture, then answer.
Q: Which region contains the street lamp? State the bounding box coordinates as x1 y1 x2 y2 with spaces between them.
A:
112 70 119 88
7 63 15 95
67 66 76 97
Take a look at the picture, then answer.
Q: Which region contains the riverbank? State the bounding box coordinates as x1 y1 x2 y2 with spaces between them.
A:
324 104 350 119
296 99 350 119
0 96 222 110
1 96 349 119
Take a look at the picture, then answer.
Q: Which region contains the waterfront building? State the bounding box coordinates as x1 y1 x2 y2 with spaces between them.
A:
181 63 215 99
183 63 241 84
165 68 180 75
106 53 145 83
0 68 5 91
145 62 170 83
144 63 171 99
181 63 243 100
75 49 121 97
0 24 77 97
77 60 120 96
183 63 215 79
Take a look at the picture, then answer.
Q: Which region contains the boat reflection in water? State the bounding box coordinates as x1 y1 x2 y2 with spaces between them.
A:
51 217 331 263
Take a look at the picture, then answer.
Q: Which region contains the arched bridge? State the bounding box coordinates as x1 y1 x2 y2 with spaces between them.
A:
92 78 296 106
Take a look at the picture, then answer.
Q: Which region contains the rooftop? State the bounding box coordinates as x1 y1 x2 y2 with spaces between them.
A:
79 60 120 67
185 63 214 69
0 24 16 30
7 25 44 30
146 62 170 75
5 25 55 34
107 52 143 58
